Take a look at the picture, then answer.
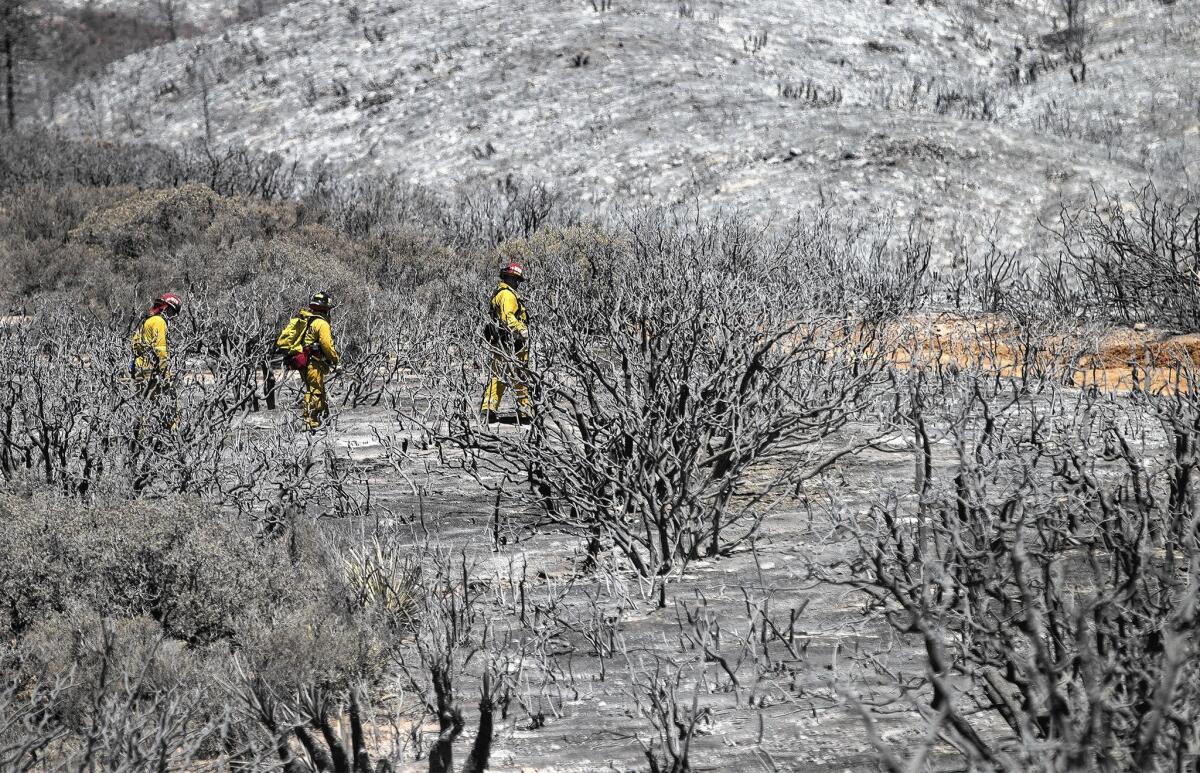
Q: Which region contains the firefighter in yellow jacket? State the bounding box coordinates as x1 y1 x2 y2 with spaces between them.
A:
276 291 341 430
130 292 182 397
481 262 533 423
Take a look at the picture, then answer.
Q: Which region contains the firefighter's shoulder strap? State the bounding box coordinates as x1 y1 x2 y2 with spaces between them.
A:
133 311 165 335
131 313 148 343
490 286 524 320
275 314 313 354
484 288 513 345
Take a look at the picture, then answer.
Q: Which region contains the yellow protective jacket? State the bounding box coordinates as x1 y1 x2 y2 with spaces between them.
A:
277 309 341 368
131 313 169 374
490 281 527 336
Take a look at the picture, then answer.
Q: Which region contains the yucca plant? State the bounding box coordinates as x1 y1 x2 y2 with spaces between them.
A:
343 536 420 631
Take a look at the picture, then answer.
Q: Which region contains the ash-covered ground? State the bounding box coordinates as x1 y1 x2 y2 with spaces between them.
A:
48 0 1200 254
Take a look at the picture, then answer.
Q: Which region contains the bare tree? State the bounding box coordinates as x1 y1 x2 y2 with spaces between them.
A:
629 660 711 773
1054 0 1089 82
151 0 183 42
391 549 513 773
1058 0 1086 36
442 214 910 581
185 46 216 144
0 0 33 130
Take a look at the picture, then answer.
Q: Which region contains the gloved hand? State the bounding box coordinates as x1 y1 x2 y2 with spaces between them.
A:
513 331 528 352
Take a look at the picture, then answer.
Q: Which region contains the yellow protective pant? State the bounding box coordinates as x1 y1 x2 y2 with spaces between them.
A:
131 356 171 399
129 365 178 440
301 363 330 429
481 349 531 414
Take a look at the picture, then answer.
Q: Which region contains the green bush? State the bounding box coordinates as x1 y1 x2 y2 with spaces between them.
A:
0 493 406 766
17 611 211 730
0 182 125 242
68 182 298 259
0 495 293 645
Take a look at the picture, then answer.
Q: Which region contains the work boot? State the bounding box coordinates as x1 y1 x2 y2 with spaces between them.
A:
516 410 536 424
480 409 500 424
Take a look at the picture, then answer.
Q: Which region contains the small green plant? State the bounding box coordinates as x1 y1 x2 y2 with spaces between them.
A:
344 536 420 630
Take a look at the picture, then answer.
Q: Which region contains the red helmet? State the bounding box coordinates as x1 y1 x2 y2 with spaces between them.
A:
501 262 525 281
155 293 182 315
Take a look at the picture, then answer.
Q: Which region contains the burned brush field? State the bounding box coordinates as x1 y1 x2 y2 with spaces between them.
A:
0 138 1199 772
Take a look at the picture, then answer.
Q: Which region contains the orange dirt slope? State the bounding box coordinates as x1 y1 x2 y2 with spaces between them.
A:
889 314 1200 393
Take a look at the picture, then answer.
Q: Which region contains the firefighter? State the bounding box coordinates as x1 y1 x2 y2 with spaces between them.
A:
276 291 341 430
130 292 182 398
480 262 533 424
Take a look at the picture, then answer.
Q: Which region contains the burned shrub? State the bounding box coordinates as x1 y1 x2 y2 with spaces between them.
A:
1053 186 1200 330
450 214 897 579
838 373 1200 771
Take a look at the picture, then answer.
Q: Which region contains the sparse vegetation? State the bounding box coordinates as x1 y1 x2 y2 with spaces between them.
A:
778 78 843 108
1 0 1198 769
35 0 1198 248
0 129 1198 771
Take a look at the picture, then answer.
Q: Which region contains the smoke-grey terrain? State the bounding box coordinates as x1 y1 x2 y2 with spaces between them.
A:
1 0 1199 771
51 0 1200 249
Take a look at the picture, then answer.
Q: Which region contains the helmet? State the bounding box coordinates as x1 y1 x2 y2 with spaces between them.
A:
156 293 182 315
309 291 335 311
500 262 525 281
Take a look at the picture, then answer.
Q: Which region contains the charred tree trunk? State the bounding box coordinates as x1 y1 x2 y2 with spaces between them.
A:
348 688 373 773
428 666 463 773
2 25 14 130
461 675 495 773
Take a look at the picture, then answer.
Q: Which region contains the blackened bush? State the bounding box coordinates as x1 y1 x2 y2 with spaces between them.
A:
842 375 1200 771
1054 187 1200 329
454 213 892 578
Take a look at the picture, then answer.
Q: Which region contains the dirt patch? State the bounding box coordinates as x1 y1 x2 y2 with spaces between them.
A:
890 313 1200 392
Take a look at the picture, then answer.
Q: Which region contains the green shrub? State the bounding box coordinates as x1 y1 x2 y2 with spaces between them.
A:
0 182 127 242
68 182 298 259
496 222 629 279
17 611 211 730
0 495 293 645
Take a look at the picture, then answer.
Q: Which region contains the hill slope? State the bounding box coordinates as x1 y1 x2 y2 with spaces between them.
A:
54 0 1200 251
